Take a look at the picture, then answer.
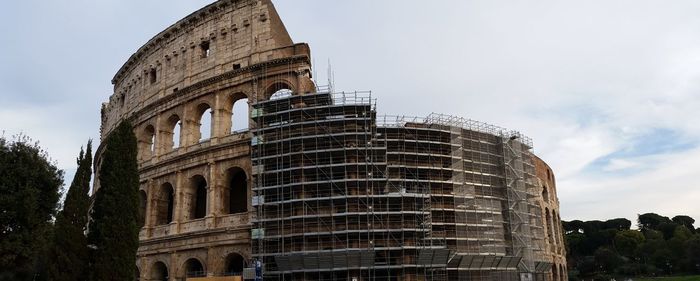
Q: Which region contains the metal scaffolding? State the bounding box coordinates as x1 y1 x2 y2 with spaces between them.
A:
251 92 547 281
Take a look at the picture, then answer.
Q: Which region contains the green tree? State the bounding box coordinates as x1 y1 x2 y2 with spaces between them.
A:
658 222 679 240
604 218 632 230
0 135 63 281
564 220 585 233
614 230 644 258
638 213 671 231
48 141 92 281
685 234 700 273
672 215 696 233
594 247 623 273
88 122 140 281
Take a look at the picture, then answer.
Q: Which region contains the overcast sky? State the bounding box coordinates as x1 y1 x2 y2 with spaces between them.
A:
1 0 699 225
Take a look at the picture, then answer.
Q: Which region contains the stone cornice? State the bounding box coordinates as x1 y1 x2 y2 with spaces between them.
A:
130 53 309 125
111 0 253 85
137 133 251 180
95 53 310 163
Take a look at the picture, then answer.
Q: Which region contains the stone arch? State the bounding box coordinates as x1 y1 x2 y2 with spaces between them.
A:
222 92 249 135
554 210 563 247
195 103 213 142
183 258 206 278
188 175 208 220
552 263 559 281
150 261 169 281
155 183 175 225
139 190 147 228
559 264 566 281
265 81 294 100
138 124 156 161
231 98 250 133
542 185 549 202
162 114 182 151
545 208 554 246
225 167 248 214
224 252 246 275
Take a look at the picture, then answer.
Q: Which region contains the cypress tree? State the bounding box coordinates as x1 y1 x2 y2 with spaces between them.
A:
48 141 92 281
88 121 139 281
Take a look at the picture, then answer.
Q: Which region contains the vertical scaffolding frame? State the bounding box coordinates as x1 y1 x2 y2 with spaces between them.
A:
502 137 535 277
252 97 544 281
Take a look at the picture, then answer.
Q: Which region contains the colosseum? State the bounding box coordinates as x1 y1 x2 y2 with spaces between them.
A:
94 0 567 280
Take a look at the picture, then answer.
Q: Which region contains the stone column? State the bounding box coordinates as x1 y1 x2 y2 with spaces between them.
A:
173 171 184 234
206 162 217 229
206 247 216 277
144 179 155 238
211 93 223 143
182 106 197 149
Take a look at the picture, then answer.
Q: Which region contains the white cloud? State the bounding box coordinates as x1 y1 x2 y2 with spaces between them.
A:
1 0 699 223
602 159 640 172
275 0 700 221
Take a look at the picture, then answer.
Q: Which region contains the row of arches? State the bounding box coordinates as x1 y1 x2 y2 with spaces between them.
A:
551 263 567 281
138 167 248 227
137 84 296 162
139 253 246 281
544 207 564 254
138 97 250 160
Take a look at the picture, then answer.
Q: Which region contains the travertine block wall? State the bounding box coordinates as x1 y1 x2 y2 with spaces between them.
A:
94 0 315 279
95 1 568 280
533 156 568 281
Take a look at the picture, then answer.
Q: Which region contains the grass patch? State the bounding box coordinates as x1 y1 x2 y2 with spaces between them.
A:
634 276 700 281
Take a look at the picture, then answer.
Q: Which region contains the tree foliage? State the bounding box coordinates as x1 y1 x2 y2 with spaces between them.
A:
0 135 63 281
88 121 140 281
638 213 671 231
565 213 700 280
672 216 696 233
48 141 93 281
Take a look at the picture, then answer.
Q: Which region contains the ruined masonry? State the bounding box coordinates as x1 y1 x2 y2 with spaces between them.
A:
95 0 567 280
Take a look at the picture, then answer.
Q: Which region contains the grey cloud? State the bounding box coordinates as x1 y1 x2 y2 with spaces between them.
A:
1 0 699 222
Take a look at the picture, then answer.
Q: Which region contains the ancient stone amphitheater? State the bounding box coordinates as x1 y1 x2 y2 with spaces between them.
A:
95 0 567 280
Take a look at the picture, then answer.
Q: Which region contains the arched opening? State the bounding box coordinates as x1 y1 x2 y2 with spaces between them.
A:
156 183 175 225
189 175 208 220
139 190 147 228
542 185 549 202
561 264 566 281
151 262 168 281
184 258 205 278
139 125 156 160
135 267 140 281
226 168 248 214
545 208 554 245
554 211 563 246
172 122 181 149
552 263 558 281
197 104 213 142
231 98 249 133
266 82 293 100
164 115 182 150
224 253 245 275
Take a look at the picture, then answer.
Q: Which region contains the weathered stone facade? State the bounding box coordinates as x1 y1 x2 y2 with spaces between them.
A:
95 0 314 279
96 1 567 280
533 157 568 281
